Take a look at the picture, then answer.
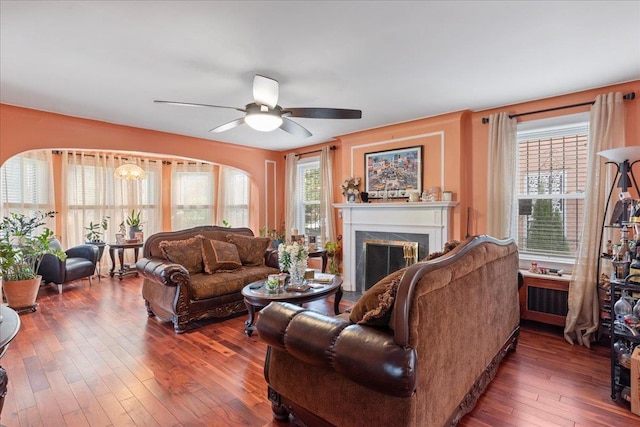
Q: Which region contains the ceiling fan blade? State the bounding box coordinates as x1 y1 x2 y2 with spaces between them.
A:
285 107 362 119
154 100 245 112
209 117 245 133
280 117 312 138
253 75 279 109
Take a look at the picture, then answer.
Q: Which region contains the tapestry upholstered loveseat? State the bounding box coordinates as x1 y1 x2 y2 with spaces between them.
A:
256 235 519 426
136 226 280 333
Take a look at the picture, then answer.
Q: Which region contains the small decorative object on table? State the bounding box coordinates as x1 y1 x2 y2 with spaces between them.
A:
265 274 280 292
325 240 341 275
341 176 361 203
278 241 309 287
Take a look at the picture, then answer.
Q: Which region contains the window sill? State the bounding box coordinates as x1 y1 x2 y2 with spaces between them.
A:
519 253 574 276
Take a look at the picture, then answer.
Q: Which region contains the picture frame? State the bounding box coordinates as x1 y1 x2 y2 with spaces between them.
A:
364 146 422 199
134 231 144 242
115 233 124 244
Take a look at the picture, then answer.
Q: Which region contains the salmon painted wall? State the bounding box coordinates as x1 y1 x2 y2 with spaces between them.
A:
281 80 639 249
334 111 470 241
0 104 283 233
3 80 638 245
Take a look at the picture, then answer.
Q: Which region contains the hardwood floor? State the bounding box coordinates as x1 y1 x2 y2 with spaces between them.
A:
1 275 637 427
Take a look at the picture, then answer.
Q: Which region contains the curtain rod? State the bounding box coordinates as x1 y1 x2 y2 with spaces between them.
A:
481 92 635 124
52 150 161 163
284 145 336 158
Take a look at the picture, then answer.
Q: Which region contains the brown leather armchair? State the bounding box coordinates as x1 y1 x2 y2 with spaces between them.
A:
38 239 99 294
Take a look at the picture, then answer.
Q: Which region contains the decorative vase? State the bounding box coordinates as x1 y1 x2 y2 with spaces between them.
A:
289 259 308 286
614 291 633 321
1 275 42 312
129 225 140 239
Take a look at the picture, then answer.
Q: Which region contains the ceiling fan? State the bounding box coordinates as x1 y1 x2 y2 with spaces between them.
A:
154 74 362 137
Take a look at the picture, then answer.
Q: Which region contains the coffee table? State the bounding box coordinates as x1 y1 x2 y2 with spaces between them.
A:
241 274 343 336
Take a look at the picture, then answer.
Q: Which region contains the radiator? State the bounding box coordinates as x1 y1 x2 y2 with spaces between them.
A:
520 274 570 326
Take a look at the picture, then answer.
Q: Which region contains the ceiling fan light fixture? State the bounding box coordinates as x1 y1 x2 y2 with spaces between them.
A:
245 106 283 132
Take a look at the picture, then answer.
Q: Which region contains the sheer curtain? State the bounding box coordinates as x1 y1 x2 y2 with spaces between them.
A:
319 146 336 246
486 112 517 239
171 161 216 230
0 150 56 230
284 153 298 241
217 166 249 228
62 152 162 268
565 92 626 347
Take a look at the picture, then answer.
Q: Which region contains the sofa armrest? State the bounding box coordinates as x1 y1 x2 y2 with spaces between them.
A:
66 244 99 263
257 302 417 397
136 257 190 287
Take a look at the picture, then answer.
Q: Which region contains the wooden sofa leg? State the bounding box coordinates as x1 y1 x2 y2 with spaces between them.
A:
145 300 156 317
267 387 290 421
271 402 290 421
173 315 188 334
57 284 63 294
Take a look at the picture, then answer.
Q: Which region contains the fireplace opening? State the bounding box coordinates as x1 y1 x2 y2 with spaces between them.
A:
363 239 418 290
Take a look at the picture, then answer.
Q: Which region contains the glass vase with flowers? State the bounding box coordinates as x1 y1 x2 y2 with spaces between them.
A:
278 241 309 286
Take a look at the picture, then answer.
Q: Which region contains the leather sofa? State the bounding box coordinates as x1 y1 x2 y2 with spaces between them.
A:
136 226 280 333
38 239 99 294
257 235 519 427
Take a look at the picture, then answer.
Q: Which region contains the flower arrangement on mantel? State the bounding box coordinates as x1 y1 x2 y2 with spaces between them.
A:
341 176 361 202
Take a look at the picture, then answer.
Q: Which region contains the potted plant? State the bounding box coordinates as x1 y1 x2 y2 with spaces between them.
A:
0 211 67 311
85 216 109 243
125 210 142 239
84 216 109 259
325 240 341 275
260 224 286 249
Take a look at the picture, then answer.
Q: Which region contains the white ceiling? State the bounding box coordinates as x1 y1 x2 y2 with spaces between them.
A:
1 1 639 152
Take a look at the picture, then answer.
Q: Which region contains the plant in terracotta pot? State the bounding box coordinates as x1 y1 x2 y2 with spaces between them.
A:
125 210 142 239
0 211 67 311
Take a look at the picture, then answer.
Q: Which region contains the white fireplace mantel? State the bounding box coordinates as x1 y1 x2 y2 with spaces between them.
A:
334 201 458 291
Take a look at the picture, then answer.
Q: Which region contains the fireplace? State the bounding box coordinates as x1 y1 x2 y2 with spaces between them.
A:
335 201 457 291
362 238 420 290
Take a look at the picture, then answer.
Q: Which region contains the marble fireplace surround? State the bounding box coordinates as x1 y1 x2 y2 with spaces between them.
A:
334 201 457 292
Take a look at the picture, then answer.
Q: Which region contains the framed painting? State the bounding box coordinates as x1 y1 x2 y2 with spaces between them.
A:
364 146 422 199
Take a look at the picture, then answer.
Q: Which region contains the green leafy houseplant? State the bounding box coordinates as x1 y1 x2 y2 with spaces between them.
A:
0 211 67 281
125 210 142 229
85 216 110 242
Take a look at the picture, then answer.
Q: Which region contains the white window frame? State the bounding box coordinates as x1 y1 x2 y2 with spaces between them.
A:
295 157 321 237
514 113 589 272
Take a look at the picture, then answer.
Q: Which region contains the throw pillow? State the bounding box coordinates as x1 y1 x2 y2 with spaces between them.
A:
201 238 243 273
226 234 272 266
359 277 401 326
420 240 461 261
349 268 406 325
159 236 203 275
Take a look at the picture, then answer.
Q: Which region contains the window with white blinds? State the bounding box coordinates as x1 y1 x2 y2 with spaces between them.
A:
171 163 216 230
295 159 320 236
65 153 162 246
0 151 55 223
219 167 249 227
515 119 589 258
